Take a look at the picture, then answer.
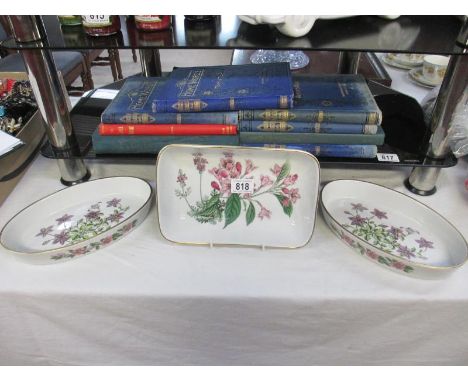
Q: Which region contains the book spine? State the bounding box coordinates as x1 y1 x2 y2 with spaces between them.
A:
101 111 239 125
153 94 293 113
238 120 377 134
92 134 240 154
98 123 238 136
239 110 381 124
243 144 378 158
239 128 385 145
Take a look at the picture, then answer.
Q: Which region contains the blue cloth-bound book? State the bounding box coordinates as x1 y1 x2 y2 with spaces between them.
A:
152 63 294 113
238 120 378 134
239 126 385 145
91 130 240 155
243 144 378 159
101 77 239 124
239 74 382 125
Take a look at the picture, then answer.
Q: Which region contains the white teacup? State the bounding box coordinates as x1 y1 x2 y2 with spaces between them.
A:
423 55 449 84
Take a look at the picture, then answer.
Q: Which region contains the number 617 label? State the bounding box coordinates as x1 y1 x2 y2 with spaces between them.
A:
377 153 400 162
231 179 254 194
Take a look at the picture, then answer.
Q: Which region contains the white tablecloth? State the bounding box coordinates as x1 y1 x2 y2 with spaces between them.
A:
1 61 467 366
0 154 467 365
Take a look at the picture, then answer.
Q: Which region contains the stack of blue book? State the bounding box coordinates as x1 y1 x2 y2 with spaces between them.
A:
238 74 384 159
93 63 294 155
93 65 384 159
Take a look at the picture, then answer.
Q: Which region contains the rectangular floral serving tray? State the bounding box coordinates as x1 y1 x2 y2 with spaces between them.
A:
156 144 320 248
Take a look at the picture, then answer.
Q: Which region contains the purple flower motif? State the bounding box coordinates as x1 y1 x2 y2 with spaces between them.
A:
177 171 188 186
349 215 366 226
193 153 208 173
397 245 415 259
36 225 54 238
52 230 70 245
406 227 418 235
388 226 405 240
107 198 121 208
351 203 368 212
108 211 125 223
56 214 73 225
415 237 434 250
85 210 103 220
370 208 388 220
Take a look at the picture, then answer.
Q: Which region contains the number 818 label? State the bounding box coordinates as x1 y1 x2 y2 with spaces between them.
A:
231 179 254 194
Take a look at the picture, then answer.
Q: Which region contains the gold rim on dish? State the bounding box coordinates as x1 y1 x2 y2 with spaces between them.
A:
319 179 468 271
155 144 320 249
0 176 154 256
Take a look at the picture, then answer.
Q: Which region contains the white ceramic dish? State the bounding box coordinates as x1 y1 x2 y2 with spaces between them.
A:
0 177 153 264
408 68 439 88
382 53 423 70
156 144 320 248
320 180 468 278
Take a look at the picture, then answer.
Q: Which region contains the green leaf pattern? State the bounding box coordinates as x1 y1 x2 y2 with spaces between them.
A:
246 202 256 226
329 219 416 274
224 194 242 228
36 199 130 248
50 219 138 261
175 152 301 228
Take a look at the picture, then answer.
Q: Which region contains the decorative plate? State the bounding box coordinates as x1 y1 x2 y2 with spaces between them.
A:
382 53 424 70
408 68 439 88
0 177 153 264
320 180 468 278
388 53 424 66
156 144 320 248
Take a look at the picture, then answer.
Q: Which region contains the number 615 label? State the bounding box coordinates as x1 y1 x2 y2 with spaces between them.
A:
231 179 254 194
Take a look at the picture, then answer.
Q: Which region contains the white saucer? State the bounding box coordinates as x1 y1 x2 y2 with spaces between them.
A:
382 53 423 70
388 53 424 66
408 68 440 88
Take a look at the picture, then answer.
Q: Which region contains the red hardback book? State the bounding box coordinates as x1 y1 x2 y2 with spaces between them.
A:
98 123 238 136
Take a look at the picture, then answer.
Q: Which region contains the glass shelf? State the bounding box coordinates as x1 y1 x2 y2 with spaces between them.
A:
1 15 466 54
38 78 457 170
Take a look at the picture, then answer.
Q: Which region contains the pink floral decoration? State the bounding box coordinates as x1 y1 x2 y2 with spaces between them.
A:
258 206 271 220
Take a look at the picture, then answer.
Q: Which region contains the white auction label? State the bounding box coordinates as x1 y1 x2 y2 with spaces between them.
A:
82 15 111 25
231 179 254 194
90 89 120 100
376 153 400 162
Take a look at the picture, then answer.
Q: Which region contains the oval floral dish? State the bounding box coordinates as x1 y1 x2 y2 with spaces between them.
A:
156 144 320 248
320 179 468 278
0 177 153 265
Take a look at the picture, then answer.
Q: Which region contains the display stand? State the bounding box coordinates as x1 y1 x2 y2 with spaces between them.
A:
4 15 467 194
